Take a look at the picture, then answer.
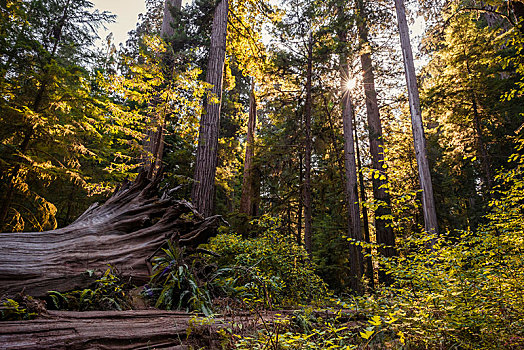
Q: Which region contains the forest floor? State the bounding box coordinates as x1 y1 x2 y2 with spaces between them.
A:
0 308 360 349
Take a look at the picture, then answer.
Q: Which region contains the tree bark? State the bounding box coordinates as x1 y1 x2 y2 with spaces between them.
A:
192 0 229 217
239 79 259 216
356 0 396 284
0 310 193 350
303 32 314 256
0 173 223 298
297 154 303 245
0 308 356 349
340 58 364 294
353 107 374 290
161 0 183 39
394 0 439 236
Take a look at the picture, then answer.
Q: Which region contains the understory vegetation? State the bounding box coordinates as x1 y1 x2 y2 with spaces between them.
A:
15 143 520 348
149 142 524 349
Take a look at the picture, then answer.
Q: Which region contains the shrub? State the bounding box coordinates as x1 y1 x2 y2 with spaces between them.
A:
206 215 330 308
0 297 38 321
359 139 524 349
146 216 329 315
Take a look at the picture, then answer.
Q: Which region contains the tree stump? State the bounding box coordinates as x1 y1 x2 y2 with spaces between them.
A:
0 172 224 297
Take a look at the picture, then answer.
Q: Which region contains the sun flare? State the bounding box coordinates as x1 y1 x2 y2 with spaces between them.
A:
345 78 357 91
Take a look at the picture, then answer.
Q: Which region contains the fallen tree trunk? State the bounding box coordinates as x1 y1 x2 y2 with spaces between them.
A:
0 172 224 297
0 310 192 349
0 308 364 349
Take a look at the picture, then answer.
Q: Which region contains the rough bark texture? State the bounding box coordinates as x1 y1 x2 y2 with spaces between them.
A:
0 172 223 298
340 61 364 293
297 154 303 245
0 310 192 350
394 0 439 236
356 0 396 284
303 32 314 256
239 80 259 216
192 0 229 217
0 309 362 350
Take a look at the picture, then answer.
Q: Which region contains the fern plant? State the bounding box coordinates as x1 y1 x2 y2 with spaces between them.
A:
148 240 213 316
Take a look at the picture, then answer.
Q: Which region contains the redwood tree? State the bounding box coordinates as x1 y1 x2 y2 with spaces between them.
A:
304 32 314 255
192 0 229 216
340 57 364 294
356 0 396 282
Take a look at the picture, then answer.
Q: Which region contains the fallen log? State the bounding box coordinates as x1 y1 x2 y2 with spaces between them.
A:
0 308 364 350
0 310 193 349
0 172 224 297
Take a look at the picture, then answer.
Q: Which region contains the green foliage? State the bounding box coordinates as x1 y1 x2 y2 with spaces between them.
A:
47 266 131 311
358 139 524 349
0 298 37 321
146 241 213 316
207 215 330 308
146 216 329 315
0 0 148 231
231 306 404 349
421 10 524 231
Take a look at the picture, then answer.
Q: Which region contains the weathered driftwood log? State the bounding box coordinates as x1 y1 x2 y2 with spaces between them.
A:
0 173 224 297
0 310 192 349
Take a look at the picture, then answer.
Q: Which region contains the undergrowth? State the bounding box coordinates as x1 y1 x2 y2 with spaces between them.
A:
47 265 132 311
0 294 41 321
144 215 330 315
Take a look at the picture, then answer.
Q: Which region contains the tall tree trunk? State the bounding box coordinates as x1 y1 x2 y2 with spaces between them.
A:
353 108 374 290
303 32 314 255
192 0 229 217
240 79 259 216
161 0 182 38
340 57 364 294
297 154 303 245
394 0 439 236
356 0 395 284
144 0 183 179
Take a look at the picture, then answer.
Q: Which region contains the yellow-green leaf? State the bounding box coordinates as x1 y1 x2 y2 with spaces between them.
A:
360 329 374 340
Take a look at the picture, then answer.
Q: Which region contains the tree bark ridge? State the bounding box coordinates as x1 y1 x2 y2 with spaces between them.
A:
192 0 229 216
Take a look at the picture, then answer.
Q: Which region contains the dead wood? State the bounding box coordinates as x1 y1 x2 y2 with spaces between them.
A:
0 310 192 349
0 172 224 298
0 308 364 349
